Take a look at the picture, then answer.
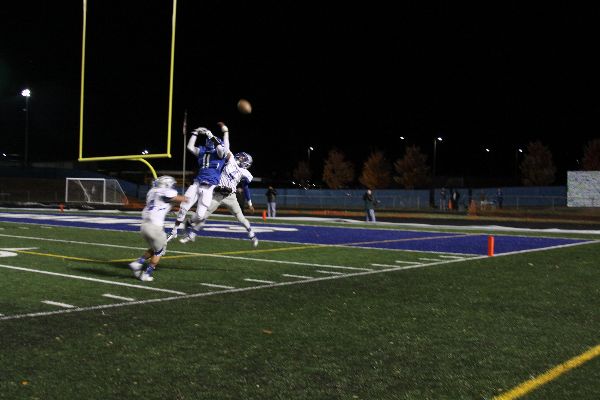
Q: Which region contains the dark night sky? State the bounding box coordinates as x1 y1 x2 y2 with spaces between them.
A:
2 1 600 185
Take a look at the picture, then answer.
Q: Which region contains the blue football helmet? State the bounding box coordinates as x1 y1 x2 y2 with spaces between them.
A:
235 152 253 169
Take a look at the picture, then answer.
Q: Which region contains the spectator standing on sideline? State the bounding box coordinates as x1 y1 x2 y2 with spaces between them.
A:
440 187 447 211
129 176 187 282
363 189 378 222
451 188 460 211
265 186 277 218
496 188 504 209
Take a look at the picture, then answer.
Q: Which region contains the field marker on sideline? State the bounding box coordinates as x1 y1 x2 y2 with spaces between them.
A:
0 264 186 295
493 344 600 400
102 294 135 301
42 300 76 308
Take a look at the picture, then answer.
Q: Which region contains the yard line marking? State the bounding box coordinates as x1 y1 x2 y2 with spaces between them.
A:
200 283 235 289
316 270 345 275
438 255 465 259
282 274 313 279
493 344 600 400
371 263 416 268
42 300 76 308
395 260 420 264
418 257 444 262
102 294 135 301
0 264 186 295
2 239 598 322
244 278 276 284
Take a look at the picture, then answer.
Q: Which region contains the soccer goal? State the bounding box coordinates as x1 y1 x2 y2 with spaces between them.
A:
65 178 128 205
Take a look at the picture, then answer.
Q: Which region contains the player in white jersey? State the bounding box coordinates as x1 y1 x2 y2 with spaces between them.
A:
129 176 187 282
167 122 229 242
180 151 258 247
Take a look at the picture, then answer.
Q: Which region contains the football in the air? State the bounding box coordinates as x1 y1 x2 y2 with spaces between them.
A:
237 99 252 114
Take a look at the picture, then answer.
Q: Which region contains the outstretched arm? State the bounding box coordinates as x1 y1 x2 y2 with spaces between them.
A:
217 122 230 158
187 132 200 156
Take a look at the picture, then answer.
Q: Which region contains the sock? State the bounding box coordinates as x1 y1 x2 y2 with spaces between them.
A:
145 264 155 276
136 257 146 264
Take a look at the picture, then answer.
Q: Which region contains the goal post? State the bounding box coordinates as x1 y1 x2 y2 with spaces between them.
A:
65 178 129 205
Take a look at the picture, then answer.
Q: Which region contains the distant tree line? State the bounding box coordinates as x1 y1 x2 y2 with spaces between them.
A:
292 138 600 189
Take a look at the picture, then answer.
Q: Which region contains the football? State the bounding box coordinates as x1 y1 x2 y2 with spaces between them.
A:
237 98 252 114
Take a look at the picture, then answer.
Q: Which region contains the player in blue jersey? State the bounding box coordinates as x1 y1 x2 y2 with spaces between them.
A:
167 122 229 242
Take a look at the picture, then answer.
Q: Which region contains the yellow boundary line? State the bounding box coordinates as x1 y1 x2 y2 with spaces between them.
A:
494 344 600 399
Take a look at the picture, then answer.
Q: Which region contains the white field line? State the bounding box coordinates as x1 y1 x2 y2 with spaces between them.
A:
419 257 444 262
0 233 372 272
395 260 420 264
0 235 598 322
200 283 235 289
102 294 135 301
316 270 345 275
244 278 276 284
372 263 422 268
0 264 186 295
42 300 75 308
438 255 465 259
282 274 313 279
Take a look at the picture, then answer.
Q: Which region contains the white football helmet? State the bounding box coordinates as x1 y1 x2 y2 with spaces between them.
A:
155 175 176 189
234 152 253 169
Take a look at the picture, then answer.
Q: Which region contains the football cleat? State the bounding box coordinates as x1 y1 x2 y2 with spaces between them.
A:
166 230 178 242
179 233 196 244
139 273 154 282
128 261 143 278
251 236 259 248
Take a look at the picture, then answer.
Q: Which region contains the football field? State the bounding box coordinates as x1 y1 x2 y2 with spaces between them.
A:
1 210 600 399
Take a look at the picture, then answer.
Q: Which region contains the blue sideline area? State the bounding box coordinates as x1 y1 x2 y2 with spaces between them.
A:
0 212 589 256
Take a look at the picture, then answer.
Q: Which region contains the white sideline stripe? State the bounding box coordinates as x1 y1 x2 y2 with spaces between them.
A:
244 278 276 284
438 255 465 259
102 294 135 302
0 264 186 295
419 257 444 262
316 270 345 275
2 239 599 322
200 283 235 289
42 300 75 309
282 274 313 279
0 233 372 271
395 260 420 264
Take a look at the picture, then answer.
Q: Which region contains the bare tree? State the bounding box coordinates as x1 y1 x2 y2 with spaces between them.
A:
393 145 431 189
582 138 600 170
322 148 355 189
292 160 311 184
520 141 556 186
359 150 392 189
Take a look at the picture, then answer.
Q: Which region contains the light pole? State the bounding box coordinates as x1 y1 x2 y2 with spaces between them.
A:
21 89 31 167
307 146 314 163
515 148 523 180
432 136 443 178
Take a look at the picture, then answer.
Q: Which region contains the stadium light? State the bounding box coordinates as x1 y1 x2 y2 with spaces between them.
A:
21 89 31 166
308 146 314 162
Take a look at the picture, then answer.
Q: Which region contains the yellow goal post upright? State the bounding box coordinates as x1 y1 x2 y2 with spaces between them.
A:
78 0 178 180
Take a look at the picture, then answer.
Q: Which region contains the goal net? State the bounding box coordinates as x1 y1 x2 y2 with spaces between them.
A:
65 178 128 205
